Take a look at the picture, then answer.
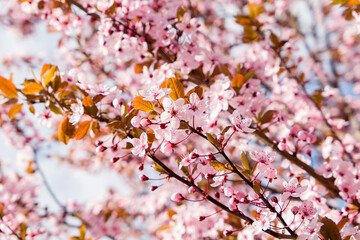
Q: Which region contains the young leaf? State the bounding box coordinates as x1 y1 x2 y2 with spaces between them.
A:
8 103 23 120
42 65 59 86
206 133 220 148
253 181 261 195
259 110 277 124
132 96 154 113
75 120 91 140
209 161 229 171
21 82 44 95
231 74 245 92
166 77 184 100
58 117 75 144
312 90 323 108
0 74 18 98
320 217 342 240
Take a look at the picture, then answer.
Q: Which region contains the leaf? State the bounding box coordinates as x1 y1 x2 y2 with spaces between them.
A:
19 222 27 239
312 89 323 108
244 70 255 82
79 224 86 240
168 209 177 220
132 96 154 113
337 217 349 231
82 96 94 107
166 77 184 100
241 152 250 171
75 121 91 140
8 103 23 120
155 225 171 233
42 65 59 86
153 161 167 175
253 181 261 195
185 86 203 100
206 133 220 148
48 102 62 114
58 117 75 144
231 74 245 92
21 82 44 95
259 110 277 124
0 74 18 98
209 161 229 171
29 104 35 114
91 121 100 136
320 217 342 240
221 126 232 135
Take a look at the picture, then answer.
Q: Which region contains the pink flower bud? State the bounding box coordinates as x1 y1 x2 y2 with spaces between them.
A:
217 134 224 143
138 163 144 171
150 186 158 191
111 144 118 152
305 148 312 156
171 193 184 202
95 140 103 146
215 192 220 198
96 145 107 153
188 186 196 193
271 196 278 203
189 152 199 159
140 175 149 181
111 157 120 163
223 230 233 237
199 216 206 221
291 206 299 215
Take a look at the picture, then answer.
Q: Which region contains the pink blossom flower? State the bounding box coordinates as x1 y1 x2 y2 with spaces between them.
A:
69 99 84 125
250 149 275 165
230 109 255 133
130 132 148 157
139 86 172 102
35 110 53 127
252 213 276 234
160 97 185 129
207 77 234 119
282 178 307 200
299 201 317 219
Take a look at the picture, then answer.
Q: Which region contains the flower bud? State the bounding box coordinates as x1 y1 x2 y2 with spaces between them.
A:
150 186 158 191
223 230 233 237
138 163 144 171
217 134 224 143
111 157 120 163
96 145 107 153
188 186 196 193
140 174 149 182
291 206 299 215
170 193 184 202
199 216 206 221
271 196 278 203
95 140 103 146
189 152 199 159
